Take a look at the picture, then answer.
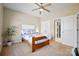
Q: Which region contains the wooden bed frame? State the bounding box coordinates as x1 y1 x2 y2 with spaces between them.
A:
22 36 49 52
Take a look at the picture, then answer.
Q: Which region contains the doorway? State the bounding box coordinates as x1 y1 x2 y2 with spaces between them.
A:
54 19 61 40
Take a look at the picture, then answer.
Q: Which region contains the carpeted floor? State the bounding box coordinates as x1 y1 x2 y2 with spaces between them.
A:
1 40 72 56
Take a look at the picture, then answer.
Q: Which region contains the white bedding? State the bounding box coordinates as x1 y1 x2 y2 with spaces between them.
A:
22 33 49 44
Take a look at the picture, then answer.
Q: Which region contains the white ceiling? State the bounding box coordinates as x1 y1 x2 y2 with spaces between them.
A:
2 3 79 17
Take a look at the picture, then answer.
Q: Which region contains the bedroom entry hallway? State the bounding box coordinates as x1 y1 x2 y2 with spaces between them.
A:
1 40 72 56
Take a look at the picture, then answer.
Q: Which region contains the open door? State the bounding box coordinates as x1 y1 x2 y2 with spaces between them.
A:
54 19 61 40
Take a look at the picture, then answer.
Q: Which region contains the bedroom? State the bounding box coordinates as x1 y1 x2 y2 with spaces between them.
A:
0 3 79 56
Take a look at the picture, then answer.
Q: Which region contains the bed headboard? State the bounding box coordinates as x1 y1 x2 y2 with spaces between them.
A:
21 24 35 34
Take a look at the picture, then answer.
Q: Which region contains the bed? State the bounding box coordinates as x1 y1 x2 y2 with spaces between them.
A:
21 29 49 52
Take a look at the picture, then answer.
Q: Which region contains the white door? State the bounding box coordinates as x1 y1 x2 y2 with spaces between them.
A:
41 20 51 39
61 15 77 47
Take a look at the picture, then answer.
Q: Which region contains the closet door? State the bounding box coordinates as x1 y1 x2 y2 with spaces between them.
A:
61 15 77 47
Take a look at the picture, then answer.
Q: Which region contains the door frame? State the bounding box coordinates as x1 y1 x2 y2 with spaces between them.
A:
54 19 61 40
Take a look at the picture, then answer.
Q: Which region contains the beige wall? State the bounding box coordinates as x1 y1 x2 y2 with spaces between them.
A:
0 5 3 53
3 8 41 43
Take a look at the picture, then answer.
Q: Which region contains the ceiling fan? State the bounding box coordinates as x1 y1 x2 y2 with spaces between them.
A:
32 3 51 14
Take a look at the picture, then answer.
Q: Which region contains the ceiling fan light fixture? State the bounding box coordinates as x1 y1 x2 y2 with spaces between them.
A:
40 8 43 11
32 3 51 15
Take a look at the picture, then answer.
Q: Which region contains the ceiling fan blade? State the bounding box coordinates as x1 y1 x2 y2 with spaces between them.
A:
43 7 50 12
32 8 40 11
35 3 41 7
40 3 43 6
44 3 52 7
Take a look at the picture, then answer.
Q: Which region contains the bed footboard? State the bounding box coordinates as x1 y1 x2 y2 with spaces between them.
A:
32 36 49 52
